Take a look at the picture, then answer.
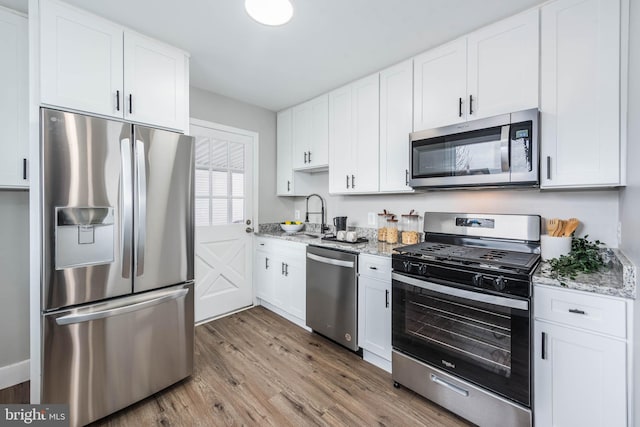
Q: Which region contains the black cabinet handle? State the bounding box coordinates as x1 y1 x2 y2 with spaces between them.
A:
369 266 377 270
458 97 463 117
541 332 547 360
346 175 349 189
116 90 120 111
352 175 355 189
22 158 27 180
287 180 290 192
265 257 269 269
284 263 289 276
385 289 389 308
568 308 586 315
469 95 474 115
129 94 133 114
546 156 551 180
304 152 307 164
281 262 285 275
308 151 311 163
405 169 409 186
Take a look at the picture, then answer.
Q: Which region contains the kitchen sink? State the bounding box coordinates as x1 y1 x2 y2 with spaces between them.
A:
291 232 321 240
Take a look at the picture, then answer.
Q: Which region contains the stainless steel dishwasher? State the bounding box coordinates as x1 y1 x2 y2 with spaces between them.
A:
306 245 359 351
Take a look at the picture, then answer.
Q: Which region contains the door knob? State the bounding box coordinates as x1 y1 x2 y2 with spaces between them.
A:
245 227 254 233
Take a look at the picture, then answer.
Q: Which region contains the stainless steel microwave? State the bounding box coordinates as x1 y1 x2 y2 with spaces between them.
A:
409 109 539 189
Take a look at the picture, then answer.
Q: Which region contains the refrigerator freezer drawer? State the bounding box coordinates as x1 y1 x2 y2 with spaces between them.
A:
42 283 194 427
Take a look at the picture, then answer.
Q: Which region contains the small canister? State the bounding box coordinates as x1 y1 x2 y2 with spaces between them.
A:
401 210 420 245
377 211 389 242
386 216 399 244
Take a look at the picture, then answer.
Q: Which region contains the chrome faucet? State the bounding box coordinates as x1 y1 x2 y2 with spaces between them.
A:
305 194 329 235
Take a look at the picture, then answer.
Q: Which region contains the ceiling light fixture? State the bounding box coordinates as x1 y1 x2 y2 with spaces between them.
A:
245 0 293 26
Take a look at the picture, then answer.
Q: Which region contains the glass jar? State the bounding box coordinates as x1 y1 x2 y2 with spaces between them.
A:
386 217 399 244
377 213 388 242
401 213 420 245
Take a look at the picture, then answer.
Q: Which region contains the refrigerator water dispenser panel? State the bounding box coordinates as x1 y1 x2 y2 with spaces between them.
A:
55 207 115 269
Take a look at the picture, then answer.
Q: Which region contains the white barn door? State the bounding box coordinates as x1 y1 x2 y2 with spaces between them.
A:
190 120 256 323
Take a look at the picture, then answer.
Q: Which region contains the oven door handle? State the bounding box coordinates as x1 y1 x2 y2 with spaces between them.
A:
392 273 529 311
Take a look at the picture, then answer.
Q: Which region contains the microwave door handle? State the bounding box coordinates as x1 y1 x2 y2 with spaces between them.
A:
500 125 510 173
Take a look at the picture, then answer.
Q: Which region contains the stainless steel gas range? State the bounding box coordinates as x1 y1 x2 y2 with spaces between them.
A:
391 212 541 427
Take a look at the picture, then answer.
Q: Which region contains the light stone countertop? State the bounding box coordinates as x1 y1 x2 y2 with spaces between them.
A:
255 224 403 257
259 225 637 298
533 248 637 299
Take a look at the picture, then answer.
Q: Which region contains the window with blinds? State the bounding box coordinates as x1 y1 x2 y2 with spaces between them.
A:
195 136 245 226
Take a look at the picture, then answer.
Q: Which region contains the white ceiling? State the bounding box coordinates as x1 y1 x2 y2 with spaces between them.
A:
4 0 545 111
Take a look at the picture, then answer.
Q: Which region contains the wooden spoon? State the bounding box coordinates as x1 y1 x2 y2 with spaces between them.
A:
547 218 559 236
555 219 566 237
563 218 580 237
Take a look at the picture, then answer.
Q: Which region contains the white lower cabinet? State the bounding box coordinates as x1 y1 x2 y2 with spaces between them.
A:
254 237 306 327
358 254 391 372
534 285 629 426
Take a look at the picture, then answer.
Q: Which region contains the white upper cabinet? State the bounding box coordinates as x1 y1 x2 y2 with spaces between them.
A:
39 0 189 132
328 85 352 193
413 39 467 131
0 8 28 188
329 74 379 194
123 31 187 131
379 60 413 193
413 9 539 131
351 74 380 193
540 0 622 188
292 94 329 170
467 9 539 119
40 0 123 119
276 109 294 195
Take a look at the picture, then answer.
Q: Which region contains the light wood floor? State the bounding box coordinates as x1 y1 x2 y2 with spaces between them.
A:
1 307 471 426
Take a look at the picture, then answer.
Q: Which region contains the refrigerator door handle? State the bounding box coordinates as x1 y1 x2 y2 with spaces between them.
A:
55 287 189 326
135 139 147 276
120 139 133 278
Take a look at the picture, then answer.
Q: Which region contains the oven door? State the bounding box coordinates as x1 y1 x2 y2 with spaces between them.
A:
392 272 530 407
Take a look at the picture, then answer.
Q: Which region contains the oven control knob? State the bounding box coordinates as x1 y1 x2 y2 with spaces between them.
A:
494 276 507 291
403 261 410 271
472 274 483 287
419 263 427 274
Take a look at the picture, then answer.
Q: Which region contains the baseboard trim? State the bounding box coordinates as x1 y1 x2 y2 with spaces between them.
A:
0 360 29 390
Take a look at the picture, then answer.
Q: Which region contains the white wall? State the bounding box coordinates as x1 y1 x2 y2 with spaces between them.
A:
619 0 640 424
292 172 621 245
189 86 293 223
0 191 29 369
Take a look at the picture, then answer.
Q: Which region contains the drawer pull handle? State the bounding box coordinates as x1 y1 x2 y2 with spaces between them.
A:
568 308 586 315
430 374 469 397
541 332 547 360
369 266 377 270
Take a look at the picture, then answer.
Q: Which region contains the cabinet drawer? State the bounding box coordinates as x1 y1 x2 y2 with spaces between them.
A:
255 237 306 262
255 236 275 251
534 285 626 338
359 254 391 280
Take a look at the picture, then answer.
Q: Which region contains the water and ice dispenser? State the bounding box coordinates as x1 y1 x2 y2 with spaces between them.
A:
55 207 115 269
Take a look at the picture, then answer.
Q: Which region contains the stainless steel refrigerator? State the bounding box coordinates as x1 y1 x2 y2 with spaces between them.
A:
40 108 195 426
